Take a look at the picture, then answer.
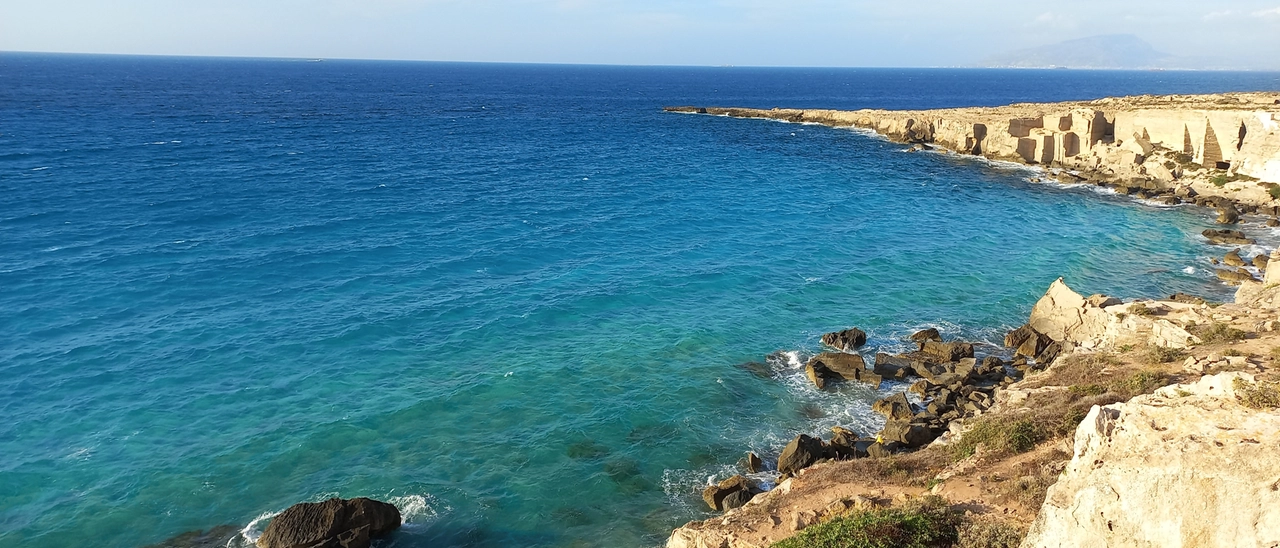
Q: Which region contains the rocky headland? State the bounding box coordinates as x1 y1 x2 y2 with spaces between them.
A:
662 94 1280 548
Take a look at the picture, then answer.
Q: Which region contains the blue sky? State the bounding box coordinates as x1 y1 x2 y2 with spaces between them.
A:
2 0 1278 68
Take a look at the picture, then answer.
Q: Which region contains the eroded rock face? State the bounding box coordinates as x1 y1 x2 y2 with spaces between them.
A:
257 497 401 548
804 353 882 389
1023 373 1280 548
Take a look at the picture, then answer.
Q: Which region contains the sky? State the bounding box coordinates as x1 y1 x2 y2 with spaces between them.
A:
2 0 1279 68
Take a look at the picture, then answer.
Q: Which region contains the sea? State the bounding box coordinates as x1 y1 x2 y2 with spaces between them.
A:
3 53 1279 547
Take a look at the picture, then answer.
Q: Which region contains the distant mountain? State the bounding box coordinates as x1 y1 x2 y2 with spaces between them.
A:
982 34 1175 69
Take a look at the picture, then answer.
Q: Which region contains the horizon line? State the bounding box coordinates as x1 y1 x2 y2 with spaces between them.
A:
2 49 1276 73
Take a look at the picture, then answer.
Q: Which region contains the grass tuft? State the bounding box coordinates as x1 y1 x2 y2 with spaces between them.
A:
1194 322 1247 344
956 517 1026 548
1234 378 1280 409
772 496 960 548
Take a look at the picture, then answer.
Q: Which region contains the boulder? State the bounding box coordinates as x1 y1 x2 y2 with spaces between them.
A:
804 353 883 389
871 392 914 421
827 426 862 459
777 434 825 475
877 420 935 448
1028 278 1111 345
919 340 974 362
1216 205 1241 224
744 452 763 473
909 328 942 344
1023 373 1280 548
702 475 755 511
1254 254 1270 269
872 353 916 380
1216 267 1257 285
1004 324 1038 349
1223 249 1245 267
721 489 754 511
821 327 867 351
257 498 401 548
1202 229 1255 245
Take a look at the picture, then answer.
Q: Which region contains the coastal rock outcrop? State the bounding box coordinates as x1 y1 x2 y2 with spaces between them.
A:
257 497 401 548
821 327 867 351
804 353 882 389
1023 373 1280 548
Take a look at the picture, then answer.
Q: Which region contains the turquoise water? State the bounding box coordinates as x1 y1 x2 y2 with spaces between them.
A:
2 55 1278 547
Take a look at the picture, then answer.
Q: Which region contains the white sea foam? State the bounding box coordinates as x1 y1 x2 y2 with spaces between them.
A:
1183 266 1197 274
388 494 442 525
239 510 279 545
31 166 49 171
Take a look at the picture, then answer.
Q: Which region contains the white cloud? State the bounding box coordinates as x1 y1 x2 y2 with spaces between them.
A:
1253 6 1280 16
1202 10 1236 20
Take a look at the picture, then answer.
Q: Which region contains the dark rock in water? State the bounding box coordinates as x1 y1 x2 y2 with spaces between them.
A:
909 328 942 344
872 392 915 421
702 475 755 511
1004 324 1038 349
745 452 763 473
873 353 916 380
1217 205 1241 224
777 434 825 475
721 489 755 511
798 402 827 419
1224 249 1245 267
805 353 882 389
1203 229 1255 246
257 497 401 548
567 439 611 459
1216 268 1257 285
141 525 241 548
1268 217 1280 228
735 361 774 379
920 340 973 362
821 328 867 351
1254 254 1270 269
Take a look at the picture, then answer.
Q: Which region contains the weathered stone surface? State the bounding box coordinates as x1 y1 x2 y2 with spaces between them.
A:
1202 228 1255 245
721 489 754 511
1028 278 1112 344
820 328 867 351
871 392 914 421
1024 373 1280 548
909 328 941 344
777 434 824 476
1223 248 1245 267
702 475 754 511
744 452 763 473
919 340 974 362
827 426 862 459
257 497 401 548
877 420 934 448
1215 267 1256 285
1215 204 1241 224
872 353 916 380
1004 324 1038 349
804 353 882 389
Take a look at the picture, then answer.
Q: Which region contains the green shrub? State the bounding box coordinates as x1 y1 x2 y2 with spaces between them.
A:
1119 370 1168 395
1068 384 1106 396
1142 346 1185 365
1234 378 1280 409
772 496 960 548
1268 184 1280 200
1211 174 1229 187
1195 322 1247 343
956 518 1026 548
951 417 1044 460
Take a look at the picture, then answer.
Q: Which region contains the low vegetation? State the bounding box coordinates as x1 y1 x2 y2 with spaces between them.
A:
955 518 1026 548
1194 322 1247 343
1234 377 1280 409
772 496 960 548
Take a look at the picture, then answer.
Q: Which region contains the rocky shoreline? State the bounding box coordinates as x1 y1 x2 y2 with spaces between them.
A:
662 94 1280 548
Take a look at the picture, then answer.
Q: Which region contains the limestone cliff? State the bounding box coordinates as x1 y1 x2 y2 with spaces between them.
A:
1022 373 1280 548
667 93 1280 210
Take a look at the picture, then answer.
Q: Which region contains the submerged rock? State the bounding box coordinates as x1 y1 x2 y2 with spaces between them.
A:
142 525 241 548
909 328 942 344
821 327 867 351
257 497 401 548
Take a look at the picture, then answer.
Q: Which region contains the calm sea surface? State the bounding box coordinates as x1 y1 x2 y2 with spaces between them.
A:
3 54 1279 547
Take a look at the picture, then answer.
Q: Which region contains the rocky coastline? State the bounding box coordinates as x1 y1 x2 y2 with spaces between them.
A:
662 94 1280 548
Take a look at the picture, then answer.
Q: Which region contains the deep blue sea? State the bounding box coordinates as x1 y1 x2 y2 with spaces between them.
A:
3 54 1279 547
